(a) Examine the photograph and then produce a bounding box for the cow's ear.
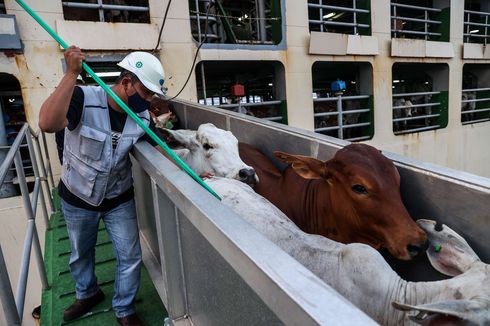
[274,151,326,179]
[416,219,480,276]
[159,129,197,149]
[392,297,490,326]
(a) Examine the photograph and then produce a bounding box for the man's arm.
[39,46,85,133]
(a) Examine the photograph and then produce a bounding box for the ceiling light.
[95,71,121,77]
[268,83,273,86]
[470,29,479,34]
[323,12,335,19]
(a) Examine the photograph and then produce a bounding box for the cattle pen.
[137,100,490,325]
[2,99,489,325]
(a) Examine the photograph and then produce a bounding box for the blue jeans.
[61,198,142,318]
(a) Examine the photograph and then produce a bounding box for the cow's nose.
[238,168,256,185]
[407,239,429,258]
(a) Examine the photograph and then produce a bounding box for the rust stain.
[13,54,34,127]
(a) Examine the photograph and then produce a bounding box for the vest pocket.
[65,157,97,198]
[79,125,106,160]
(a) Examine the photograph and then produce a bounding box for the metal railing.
[216,100,284,123]
[464,9,490,45]
[0,123,54,326]
[190,0,276,44]
[62,1,149,23]
[391,2,442,40]
[392,91,442,134]
[461,88,490,125]
[308,0,370,35]
[313,94,371,141]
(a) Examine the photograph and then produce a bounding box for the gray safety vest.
[61,86,150,206]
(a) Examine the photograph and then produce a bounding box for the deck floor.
[41,191,168,325]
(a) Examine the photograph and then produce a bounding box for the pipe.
[15,0,220,200]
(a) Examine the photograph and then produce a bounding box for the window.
[391,0,450,41]
[62,0,150,23]
[464,0,490,45]
[0,1,6,14]
[461,64,490,125]
[392,63,448,134]
[195,61,287,124]
[77,60,122,85]
[308,0,371,35]
[188,0,282,45]
[312,62,373,142]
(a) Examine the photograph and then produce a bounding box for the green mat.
[41,190,168,325]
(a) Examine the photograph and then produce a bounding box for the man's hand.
[64,46,86,77]
[199,172,214,180]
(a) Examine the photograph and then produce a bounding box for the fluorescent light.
[470,29,480,34]
[268,83,273,86]
[393,80,400,83]
[323,12,335,19]
[8,98,15,103]
[95,71,120,78]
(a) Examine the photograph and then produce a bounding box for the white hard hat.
[117,52,166,96]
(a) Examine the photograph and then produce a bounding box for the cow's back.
[238,143,311,230]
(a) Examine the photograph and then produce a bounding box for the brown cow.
[239,143,428,260]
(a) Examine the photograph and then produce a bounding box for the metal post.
[26,133,49,227]
[319,0,324,32]
[195,0,202,42]
[466,12,470,43]
[34,135,54,212]
[424,10,428,40]
[393,4,397,38]
[0,245,21,326]
[337,95,344,139]
[201,62,207,105]
[97,0,104,22]
[485,15,488,46]
[353,0,357,35]
[257,0,267,42]
[41,132,55,188]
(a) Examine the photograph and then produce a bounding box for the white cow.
[162,124,490,325]
[160,123,258,185]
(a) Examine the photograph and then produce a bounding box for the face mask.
[126,88,151,113]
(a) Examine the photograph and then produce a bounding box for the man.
[39,46,167,326]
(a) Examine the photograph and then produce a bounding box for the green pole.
[15,0,221,200]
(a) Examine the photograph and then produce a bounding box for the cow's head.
[393,219,490,325]
[160,123,258,185]
[274,144,428,260]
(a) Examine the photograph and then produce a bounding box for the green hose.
[15,0,221,200]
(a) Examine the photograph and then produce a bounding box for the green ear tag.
[434,244,442,253]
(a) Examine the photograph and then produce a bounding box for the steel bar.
[462,118,490,125]
[393,102,441,109]
[394,125,440,135]
[462,97,490,103]
[462,108,490,114]
[393,113,440,122]
[41,132,55,188]
[0,124,27,187]
[463,33,490,38]
[218,100,282,108]
[14,219,34,324]
[0,246,20,326]
[464,9,490,16]
[61,2,149,12]
[391,29,441,36]
[463,87,490,92]
[307,3,369,14]
[264,116,283,122]
[26,132,50,225]
[393,91,440,97]
[464,21,490,28]
[314,95,370,102]
[390,15,441,24]
[323,21,370,28]
[34,135,54,212]
[391,3,441,12]
[346,135,371,142]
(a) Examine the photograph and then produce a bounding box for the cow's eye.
[203,143,213,150]
[352,184,368,194]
